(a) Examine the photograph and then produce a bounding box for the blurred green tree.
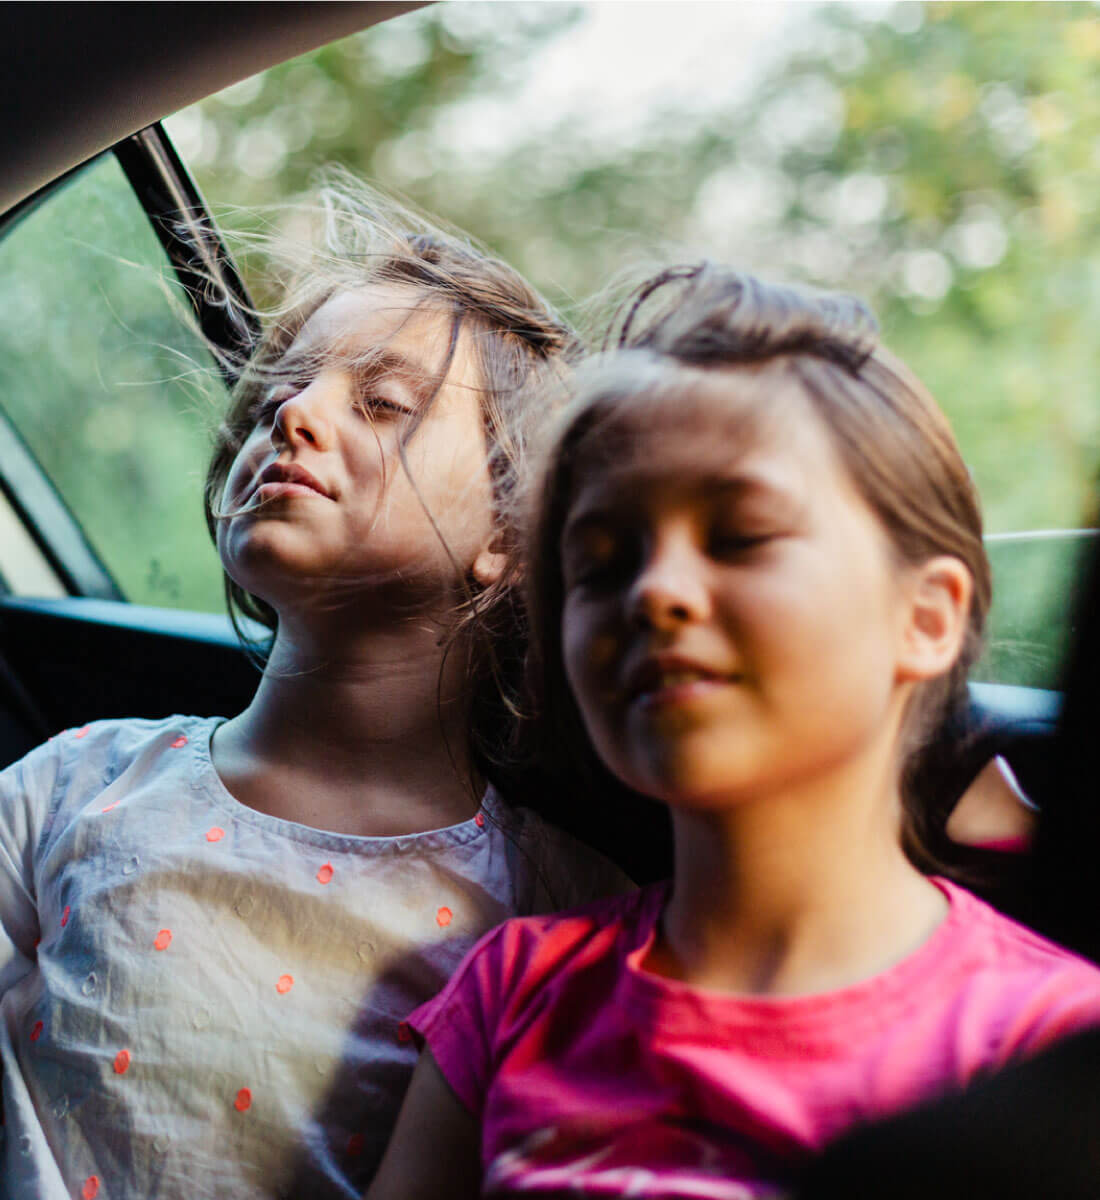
[5,1,1097,687]
[179,1,1100,683]
[182,3,1100,531]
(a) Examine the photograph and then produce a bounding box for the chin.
[620,734,766,811]
[623,756,735,809]
[649,779,744,812]
[222,540,331,605]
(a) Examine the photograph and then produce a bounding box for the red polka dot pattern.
[82,1176,100,1199]
[39,747,505,1176]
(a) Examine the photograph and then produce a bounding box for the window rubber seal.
[113,122,261,388]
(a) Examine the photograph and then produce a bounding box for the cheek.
[221,469,246,522]
[560,598,586,697]
[213,461,249,559]
[221,432,265,504]
[440,430,494,519]
[401,416,494,532]
[756,550,900,712]
[561,598,620,724]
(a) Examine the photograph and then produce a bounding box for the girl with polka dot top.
[0,180,628,1200]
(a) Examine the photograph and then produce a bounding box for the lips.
[622,654,737,704]
[254,461,331,499]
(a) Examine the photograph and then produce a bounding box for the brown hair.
[521,263,991,873]
[204,173,580,789]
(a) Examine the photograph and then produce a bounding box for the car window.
[158,3,1099,691]
[0,153,228,611]
[3,4,1094,691]
[979,532,1096,690]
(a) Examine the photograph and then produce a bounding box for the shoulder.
[941,879,1100,977]
[52,714,217,759]
[937,879,1100,1049]
[3,715,219,822]
[502,882,658,947]
[488,788,637,911]
[411,884,661,1121]
[447,883,661,1004]
[0,716,211,870]
[413,883,661,1051]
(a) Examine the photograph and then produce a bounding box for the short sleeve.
[1005,963,1100,1060]
[0,738,63,993]
[407,921,515,1120]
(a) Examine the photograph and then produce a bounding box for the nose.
[272,381,334,451]
[628,535,711,632]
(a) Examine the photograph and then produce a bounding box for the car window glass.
[979,534,1095,690]
[0,4,1079,686]
[161,4,1099,690]
[0,153,227,612]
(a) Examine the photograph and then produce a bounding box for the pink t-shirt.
[410,879,1100,1199]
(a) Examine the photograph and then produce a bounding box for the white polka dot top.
[0,716,631,1199]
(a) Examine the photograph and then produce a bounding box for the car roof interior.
[3,3,419,217]
[0,3,1097,924]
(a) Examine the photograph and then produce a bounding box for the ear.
[471,531,508,588]
[895,556,972,683]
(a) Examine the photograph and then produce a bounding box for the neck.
[212,602,481,836]
[656,735,947,996]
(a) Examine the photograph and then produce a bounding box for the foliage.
[0,156,227,610]
[178,1,1100,686]
[4,2,1098,688]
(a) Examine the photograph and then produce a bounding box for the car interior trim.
[114,124,261,386]
[2,3,421,219]
[0,405,122,601]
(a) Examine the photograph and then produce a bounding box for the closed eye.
[567,559,620,589]
[710,532,775,559]
[354,393,413,419]
[563,538,639,592]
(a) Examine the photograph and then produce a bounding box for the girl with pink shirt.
[366,265,1100,1200]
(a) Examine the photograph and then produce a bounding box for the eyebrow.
[273,346,440,406]
[563,473,797,539]
[353,348,438,390]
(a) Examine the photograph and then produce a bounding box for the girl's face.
[559,382,916,810]
[218,283,498,619]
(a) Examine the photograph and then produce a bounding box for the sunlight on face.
[218,283,496,620]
